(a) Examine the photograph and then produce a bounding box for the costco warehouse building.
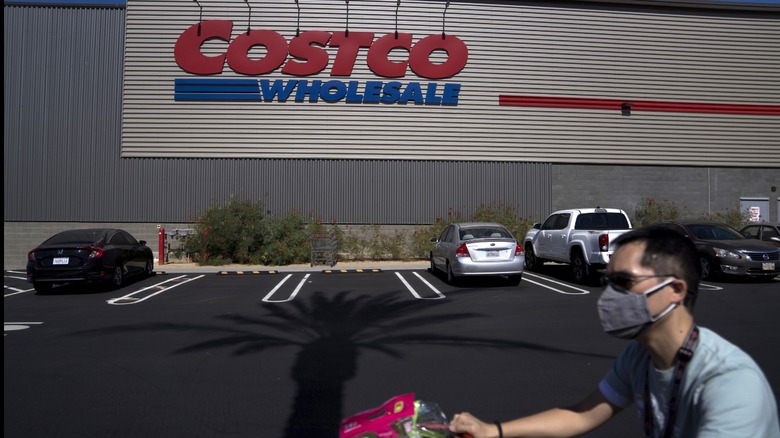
[3,0,779,268]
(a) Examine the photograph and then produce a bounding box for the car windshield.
[460,228,510,239]
[687,224,743,240]
[43,229,107,245]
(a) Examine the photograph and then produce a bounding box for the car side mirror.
[430,237,438,243]
[139,240,147,246]
[533,223,541,230]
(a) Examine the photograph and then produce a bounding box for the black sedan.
[656,220,780,280]
[740,222,780,248]
[27,228,154,293]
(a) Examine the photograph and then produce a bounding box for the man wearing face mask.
[450,225,779,438]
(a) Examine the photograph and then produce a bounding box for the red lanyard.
[643,326,700,438]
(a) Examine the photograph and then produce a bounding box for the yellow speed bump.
[217,270,281,275]
[322,269,382,274]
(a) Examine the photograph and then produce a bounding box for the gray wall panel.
[3,2,775,240]
[113,158,554,224]
[120,0,780,165]
[552,166,780,223]
[4,2,779,269]
[4,4,127,219]
[4,5,551,225]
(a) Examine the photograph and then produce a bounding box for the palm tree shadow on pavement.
[77,290,615,437]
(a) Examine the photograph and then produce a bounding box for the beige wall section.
[123,0,780,165]
[549,166,780,223]
[3,222,191,271]
[3,222,424,270]
[7,166,777,270]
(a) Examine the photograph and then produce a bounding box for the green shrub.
[181,198,547,265]
[333,225,411,261]
[632,197,751,230]
[338,225,368,261]
[409,226,439,259]
[409,208,466,259]
[409,204,533,259]
[375,226,412,260]
[632,197,686,228]
[472,201,535,241]
[184,196,267,265]
[700,206,752,230]
[383,229,411,260]
[262,211,311,265]
[365,225,386,260]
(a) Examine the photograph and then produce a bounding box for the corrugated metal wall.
[121,0,780,165]
[5,1,779,227]
[4,3,551,224]
[115,158,554,223]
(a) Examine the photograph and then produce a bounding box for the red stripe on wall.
[498,95,780,115]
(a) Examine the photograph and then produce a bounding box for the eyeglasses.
[600,272,676,291]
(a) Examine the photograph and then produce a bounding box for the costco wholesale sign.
[122,0,780,165]
[174,21,467,104]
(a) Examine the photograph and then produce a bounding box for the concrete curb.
[154,261,429,274]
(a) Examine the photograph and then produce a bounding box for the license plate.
[762,262,775,270]
[53,257,69,265]
[486,251,499,257]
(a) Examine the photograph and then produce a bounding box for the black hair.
[613,225,701,311]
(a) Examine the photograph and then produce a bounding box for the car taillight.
[515,243,524,256]
[85,247,105,259]
[27,250,37,262]
[599,234,609,251]
[455,244,470,257]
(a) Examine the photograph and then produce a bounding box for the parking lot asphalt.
[4,266,779,438]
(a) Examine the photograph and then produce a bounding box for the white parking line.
[263,273,310,302]
[4,321,43,335]
[524,273,726,294]
[523,272,591,295]
[700,283,724,291]
[4,285,35,296]
[107,274,205,305]
[396,272,445,300]
[4,271,35,296]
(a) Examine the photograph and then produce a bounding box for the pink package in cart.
[339,393,453,438]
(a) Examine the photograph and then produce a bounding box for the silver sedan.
[430,222,525,285]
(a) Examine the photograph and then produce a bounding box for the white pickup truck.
[523,208,633,283]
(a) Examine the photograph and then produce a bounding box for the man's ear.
[671,279,687,303]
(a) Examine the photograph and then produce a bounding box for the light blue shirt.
[599,327,780,437]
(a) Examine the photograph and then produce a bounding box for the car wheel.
[525,245,539,271]
[144,258,154,277]
[446,262,457,285]
[700,256,713,280]
[571,250,590,284]
[507,274,522,286]
[112,265,124,289]
[33,282,52,294]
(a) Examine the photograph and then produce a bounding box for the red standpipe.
[158,227,165,265]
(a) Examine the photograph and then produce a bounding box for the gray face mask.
[597,278,677,339]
